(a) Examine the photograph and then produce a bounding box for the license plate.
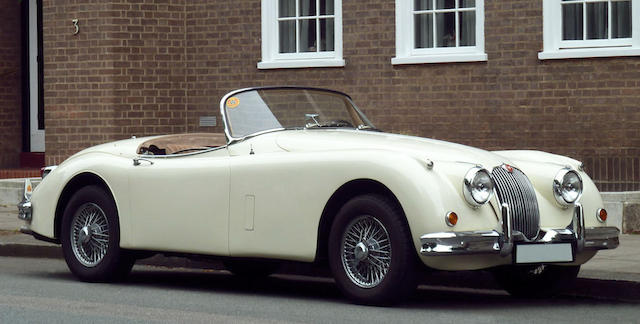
[515,243,574,264]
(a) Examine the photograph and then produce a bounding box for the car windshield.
[221,88,375,139]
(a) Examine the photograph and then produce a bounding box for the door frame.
[21,0,44,153]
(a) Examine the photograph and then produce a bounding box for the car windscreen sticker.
[226,97,240,108]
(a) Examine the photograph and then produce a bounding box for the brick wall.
[43,0,188,165]
[43,0,640,191]
[0,0,22,168]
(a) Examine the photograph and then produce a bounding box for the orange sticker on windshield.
[226,97,240,108]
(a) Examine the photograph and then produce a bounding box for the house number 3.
[72,19,79,35]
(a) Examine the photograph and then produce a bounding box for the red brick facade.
[35,0,640,191]
[0,0,23,168]
[42,0,189,165]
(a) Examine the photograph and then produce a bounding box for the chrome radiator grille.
[492,166,540,240]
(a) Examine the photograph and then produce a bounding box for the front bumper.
[420,203,619,258]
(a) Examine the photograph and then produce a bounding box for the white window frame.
[392,0,487,65]
[258,0,344,69]
[539,0,640,60]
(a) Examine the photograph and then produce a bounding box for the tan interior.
[137,133,227,155]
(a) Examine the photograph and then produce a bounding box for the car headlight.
[463,167,494,207]
[553,168,583,206]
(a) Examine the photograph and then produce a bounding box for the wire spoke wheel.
[341,215,392,288]
[70,202,109,267]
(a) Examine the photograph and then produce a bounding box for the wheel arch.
[315,178,407,263]
[54,172,116,240]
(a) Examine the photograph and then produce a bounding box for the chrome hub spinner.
[354,242,369,261]
[78,226,91,244]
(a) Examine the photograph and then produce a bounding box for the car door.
[127,148,230,255]
[226,137,331,262]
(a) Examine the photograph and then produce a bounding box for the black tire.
[61,185,134,282]
[224,259,281,278]
[493,264,580,298]
[328,194,418,305]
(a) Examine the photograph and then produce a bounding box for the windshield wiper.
[305,120,354,129]
[357,124,381,132]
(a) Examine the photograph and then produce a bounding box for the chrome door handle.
[133,158,154,166]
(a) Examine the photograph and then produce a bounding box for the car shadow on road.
[35,265,638,308]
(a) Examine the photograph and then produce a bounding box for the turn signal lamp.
[597,208,607,223]
[24,178,33,200]
[445,211,458,227]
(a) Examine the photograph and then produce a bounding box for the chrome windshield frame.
[219,86,375,145]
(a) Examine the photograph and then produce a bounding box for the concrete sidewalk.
[1,204,639,301]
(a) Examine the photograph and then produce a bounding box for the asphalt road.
[0,257,638,323]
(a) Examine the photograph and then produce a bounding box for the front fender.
[318,150,501,260]
[28,152,133,246]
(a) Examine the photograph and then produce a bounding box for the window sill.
[538,47,640,60]
[258,59,345,69]
[392,53,488,65]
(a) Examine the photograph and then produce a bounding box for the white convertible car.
[19,87,619,304]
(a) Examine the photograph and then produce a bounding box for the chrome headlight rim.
[463,167,495,208]
[553,168,583,207]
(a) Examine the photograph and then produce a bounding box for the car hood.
[275,129,509,168]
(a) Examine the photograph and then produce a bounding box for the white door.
[28,0,44,152]
[127,152,231,255]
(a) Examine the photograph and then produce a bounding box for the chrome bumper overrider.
[420,203,620,257]
[17,200,32,221]
[17,178,33,222]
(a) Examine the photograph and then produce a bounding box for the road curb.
[0,242,224,270]
[569,278,640,303]
[0,243,62,259]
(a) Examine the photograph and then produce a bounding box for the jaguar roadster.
[19,86,619,304]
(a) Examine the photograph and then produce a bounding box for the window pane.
[586,2,608,39]
[562,3,583,40]
[320,0,334,15]
[436,12,455,47]
[320,18,334,51]
[299,19,317,52]
[459,11,475,46]
[612,0,632,38]
[279,0,295,18]
[436,0,455,9]
[279,21,296,53]
[415,0,433,10]
[415,13,434,48]
[299,0,316,16]
[460,0,475,8]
